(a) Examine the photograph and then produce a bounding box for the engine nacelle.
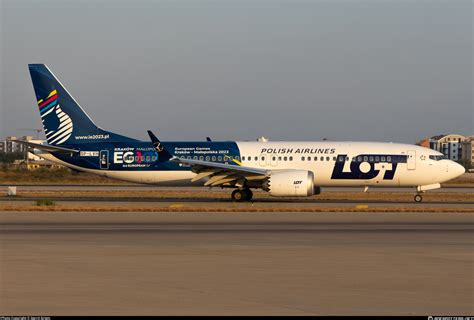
[262,170,319,197]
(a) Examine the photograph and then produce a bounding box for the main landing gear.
[231,188,253,202]
[414,194,423,203]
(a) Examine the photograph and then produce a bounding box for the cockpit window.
[429,155,447,161]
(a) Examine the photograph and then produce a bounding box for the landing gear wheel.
[231,189,253,202]
[232,189,244,201]
[414,194,423,203]
[242,189,253,201]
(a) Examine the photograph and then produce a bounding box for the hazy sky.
[0,0,472,143]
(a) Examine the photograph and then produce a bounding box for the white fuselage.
[237,141,458,187]
[36,141,465,190]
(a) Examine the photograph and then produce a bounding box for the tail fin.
[28,64,137,145]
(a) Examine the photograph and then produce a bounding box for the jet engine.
[262,170,320,197]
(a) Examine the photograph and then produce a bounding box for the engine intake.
[263,170,319,197]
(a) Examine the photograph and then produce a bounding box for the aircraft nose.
[450,162,465,178]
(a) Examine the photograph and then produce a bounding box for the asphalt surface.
[1,198,473,210]
[1,211,473,315]
[1,185,473,210]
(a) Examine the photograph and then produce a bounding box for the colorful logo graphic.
[37,89,73,145]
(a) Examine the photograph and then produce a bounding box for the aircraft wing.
[147,129,268,186]
[12,140,79,154]
[170,156,268,186]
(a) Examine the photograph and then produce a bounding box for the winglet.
[147,130,172,162]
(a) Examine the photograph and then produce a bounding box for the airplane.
[17,64,466,203]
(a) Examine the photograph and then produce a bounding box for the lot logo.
[331,154,405,180]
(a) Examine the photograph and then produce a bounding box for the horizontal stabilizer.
[12,140,79,154]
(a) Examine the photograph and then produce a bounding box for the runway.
[2,184,474,193]
[1,211,473,315]
[1,185,473,213]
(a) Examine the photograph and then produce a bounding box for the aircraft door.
[407,150,416,170]
[100,150,109,169]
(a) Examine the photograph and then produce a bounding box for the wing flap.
[172,156,269,186]
[171,157,267,176]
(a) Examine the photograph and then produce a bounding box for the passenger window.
[218,156,222,161]
[152,156,156,161]
[284,156,288,161]
[272,156,276,161]
[135,156,139,161]
[307,157,311,161]
[314,156,318,161]
[387,156,392,162]
[326,157,330,161]
[261,156,265,161]
[333,157,336,161]
[363,156,368,162]
[278,156,282,161]
[352,157,356,162]
[320,156,324,161]
[381,156,386,162]
[199,156,204,161]
[193,156,198,160]
[248,156,251,161]
[254,156,258,161]
[212,156,216,161]
[375,156,380,162]
[357,156,362,162]
[346,156,350,161]
[235,156,240,161]
[338,156,344,162]
[301,157,305,161]
[289,156,293,161]
[369,156,374,162]
[146,156,150,161]
[205,156,210,161]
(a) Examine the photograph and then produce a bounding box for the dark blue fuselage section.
[54,141,241,171]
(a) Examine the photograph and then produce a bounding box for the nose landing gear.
[231,188,253,202]
[414,194,423,203]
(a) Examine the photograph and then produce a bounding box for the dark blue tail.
[28,64,137,146]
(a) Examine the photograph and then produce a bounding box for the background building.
[416,138,430,148]
[1,136,44,162]
[12,159,64,170]
[417,134,473,168]
[461,136,474,167]
[429,134,466,161]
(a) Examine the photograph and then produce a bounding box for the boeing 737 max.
[18,64,465,202]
